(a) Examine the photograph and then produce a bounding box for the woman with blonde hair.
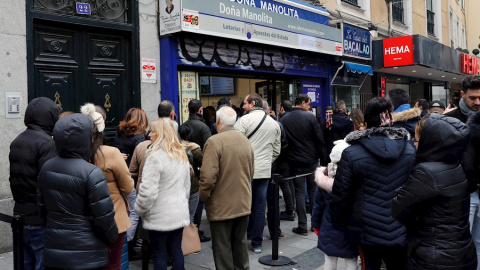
[80,103,134,270]
[135,118,190,270]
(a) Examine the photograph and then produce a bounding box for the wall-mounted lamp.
[368,23,378,39]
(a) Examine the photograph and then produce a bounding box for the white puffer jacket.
[135,148,190,231]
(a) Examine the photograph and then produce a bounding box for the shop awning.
[345,62,373,75]
[331,62,373,87]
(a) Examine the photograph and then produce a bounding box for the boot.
[128,240,142,261]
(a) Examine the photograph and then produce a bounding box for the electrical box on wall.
[5,92,21,119]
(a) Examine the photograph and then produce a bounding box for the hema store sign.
[160,0,342,56]
[383,36,414,67]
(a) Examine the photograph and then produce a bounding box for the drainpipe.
[388,1,393,37]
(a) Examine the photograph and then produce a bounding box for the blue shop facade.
[157,0,371,121]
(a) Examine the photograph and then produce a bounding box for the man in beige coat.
[235,93,281,253]
[200,106,254,270]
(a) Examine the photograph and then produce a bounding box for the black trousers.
[359,245,407,270]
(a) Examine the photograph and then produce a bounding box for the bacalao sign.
[383,36,414,68]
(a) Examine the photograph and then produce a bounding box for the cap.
[429,100,445,110]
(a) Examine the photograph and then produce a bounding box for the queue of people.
[8,74,480,270]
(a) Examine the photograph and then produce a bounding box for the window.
[462,26,465,48]
[341,0,359,7]
[449,9,454,47]
[427,0,435,36]
[462,0,465,10]
[393,0,404,24]
[457,18,460,48]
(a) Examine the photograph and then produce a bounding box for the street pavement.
[0,198,356,270]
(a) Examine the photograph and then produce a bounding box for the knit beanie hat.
[80,103,105,133]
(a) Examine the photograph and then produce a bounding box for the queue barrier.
[0,213,24,270]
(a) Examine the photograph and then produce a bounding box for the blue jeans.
[23,226,45,270]
[470,191,480,270]
[247,178,269,248]
[149,228,184,270]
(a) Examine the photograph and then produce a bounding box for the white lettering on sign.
[220,3,273,24]
[228,0,299,18]
[384,45,411,55]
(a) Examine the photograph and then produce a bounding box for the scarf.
[459,98,478,118]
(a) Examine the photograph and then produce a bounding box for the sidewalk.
[0,199,355,270]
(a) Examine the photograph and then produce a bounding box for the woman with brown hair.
[81,103,134,270]
[350,108,366,131]
[114,107,149,258]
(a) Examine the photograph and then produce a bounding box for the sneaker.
[279,211,295,221]
[292,227,308,236]
[251,245,262,254]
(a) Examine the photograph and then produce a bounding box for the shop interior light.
[397,78,401,80]
[453,78,457,80]
[412,70,416,72]
[441,76,446,78]
[428,73,432,75]
[393,67,398,69]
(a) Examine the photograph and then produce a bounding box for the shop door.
[32,22,131,142]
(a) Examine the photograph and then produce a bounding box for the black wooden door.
[33,22,131,142]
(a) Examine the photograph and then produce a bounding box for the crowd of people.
[7,74,480,270]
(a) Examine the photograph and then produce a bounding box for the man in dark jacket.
[393,114,476,270]
[184,99,212,150]
[38,113,118,270]
[186,99,213,242]
[9,97,61,270]
[447,75,480,269]
[445,75,480,123]
[329,97,416,269]
[280,94,325,235]
[389,88,422,138]
[323,100,354,158]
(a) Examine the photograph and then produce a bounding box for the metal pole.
[259,174,291,266]
[11,215,24,270]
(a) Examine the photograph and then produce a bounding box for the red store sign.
[461,54,480,75]
[383,36,414,68]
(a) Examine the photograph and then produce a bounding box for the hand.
[122,153,128,160]
[269,111,276,116]
[313,227,319,236]
[443,104,457,114]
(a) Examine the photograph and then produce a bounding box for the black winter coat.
[329,127,415,247]
[39,114,118,270]
[280,107,325,167]
[444,106,469,123]
[114,133,146,167]
[9,97,61,226]
[462,112,480,192]
[184,114,212,150]
[393,114,476,270]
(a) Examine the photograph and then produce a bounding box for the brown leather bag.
[182,224,201,255]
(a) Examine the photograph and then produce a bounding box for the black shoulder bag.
[247,113,268,139]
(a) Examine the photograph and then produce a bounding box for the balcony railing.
[341,0,359,7]
[427,10,435,36]
[393,2,404,24]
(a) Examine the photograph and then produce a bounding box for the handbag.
[182,224,202,255]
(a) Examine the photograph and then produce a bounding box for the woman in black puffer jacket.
[393,113,477,270]
[38,114,118,270]
[330,97,416,269]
